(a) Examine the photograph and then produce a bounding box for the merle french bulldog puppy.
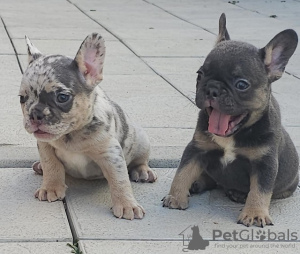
[19,33,157,220]
[163,13,299,227]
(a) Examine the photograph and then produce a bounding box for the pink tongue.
[208,109,231,136]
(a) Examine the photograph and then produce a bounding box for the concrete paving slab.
[222,0,300,21]
[100,75,198,128]
[0,0,77,12]
[87,10,215,41]
[16,38,154,75]
[0,144,185,169]
[0,56,34,148]
[18,53,153,76]
[0,55,20,77]
[146,127,194,147]
[79,240,300,254]
[146,127,193,168]
[0,75,35,149]
[0,27,14,55]
[0,168,72,242]
[1,10,94,28]
[72,0,203,33]
[14,38,137,57]
[286,53,300,78]
[72,0,216,56]
[142,57,204,75]
[286,127,300,156]
[0,1,298,253]
[142,57,203,100]
[145,0,300,46]
[0,144,183,171]
[157,74,200,101]
[0,128,190,169]
[14,39,91,58]
[0,113,36,147]
[272,74,300,127]
[100,74,192,99]
[66,168,300,241]
[7,26,117,41]
[125,38,214,57]
[149,146,183,168]
[113,26,214,41]
[222,20,299,44]
[0,146,38,168]
[0,242,72,254]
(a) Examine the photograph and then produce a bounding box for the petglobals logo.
[179,226,299,252]
[212,229,298,241]
[179,225,209,251]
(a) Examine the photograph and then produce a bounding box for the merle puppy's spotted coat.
[19,33,157,220]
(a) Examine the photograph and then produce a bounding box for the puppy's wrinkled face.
[19,33,106,142]
[195,41,269,137]
[20,56,92,141]
[195,14,297,137]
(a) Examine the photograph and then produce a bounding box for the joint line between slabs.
[66,0,195,105]
[142,0,216,35]
[0,17,23,74]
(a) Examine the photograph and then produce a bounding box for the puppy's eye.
[57,93,70,103]
[235,80,250,91]
[19,95,28,104]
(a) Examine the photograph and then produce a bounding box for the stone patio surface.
[0,0,299,253]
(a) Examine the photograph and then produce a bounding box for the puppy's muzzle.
[203,83,248,137]
[205,85,221,100]
[30,107,45,123]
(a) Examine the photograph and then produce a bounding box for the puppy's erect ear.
[216,13,230,45]
[74,33,105,88]
[261,29,298,82]
[25,36,43,65]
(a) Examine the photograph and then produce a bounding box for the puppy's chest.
[51,136,106,180]
[212,136,237,166]
[55,148,104,180]
[207,135,270,171]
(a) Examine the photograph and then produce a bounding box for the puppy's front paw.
[162,194,189,210]
[112,200,145,220]
[35,184,67,202]
[238,207,273,227]
[130,165,157,183]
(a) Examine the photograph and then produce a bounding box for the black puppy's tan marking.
[163,14,299,227]
[238,175,273,227]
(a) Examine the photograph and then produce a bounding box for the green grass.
[67,242,83,254]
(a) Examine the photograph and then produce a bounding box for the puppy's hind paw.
[32,161,43,175]
[129,165,157,183]
[162,194,189,210]
[225,189,247,203]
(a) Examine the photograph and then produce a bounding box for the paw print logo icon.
[256,230,267,241]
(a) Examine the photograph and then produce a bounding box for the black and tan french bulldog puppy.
[19,33,157,220]
[163,13,299,227]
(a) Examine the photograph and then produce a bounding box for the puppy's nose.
[206,86,220,99]
[30,108,44,123]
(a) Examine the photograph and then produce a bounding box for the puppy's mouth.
[33,129,56,140]
[206,107,248,137]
